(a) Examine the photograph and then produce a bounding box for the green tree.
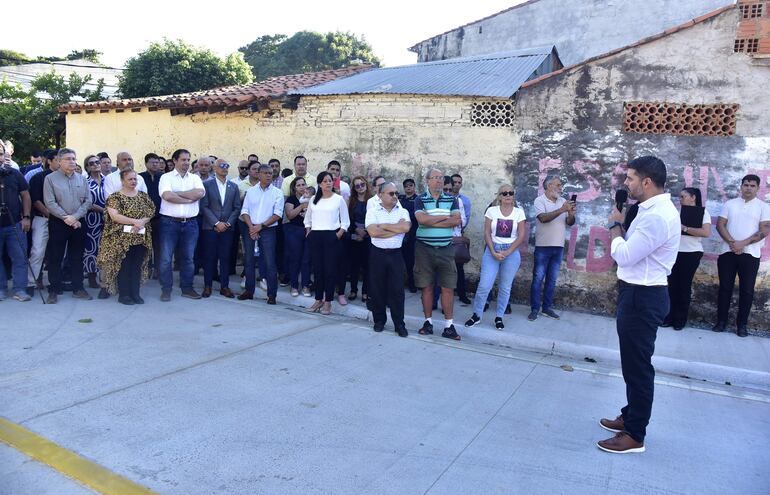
[66,49,103,63]
[118,39,254,98]
[0,72,105,158]
[239,31,380,81]
[0,49,33,65]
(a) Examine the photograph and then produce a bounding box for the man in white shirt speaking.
[365,181,411,337]
[598,156,680,454]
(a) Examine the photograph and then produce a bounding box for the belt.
[417,240,451,249]
[372,245,402,252]
[161,214,195,223]
[618,280,666,289]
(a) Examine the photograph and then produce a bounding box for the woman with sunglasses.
[83,155,106,291]
[284,177,312,297]
[346,176,372,302]
[465,185,526,330]
[304,171,350,315]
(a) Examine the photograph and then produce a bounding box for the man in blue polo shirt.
[414,168,462,340]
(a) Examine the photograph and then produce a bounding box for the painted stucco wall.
[65,95,519,279]
[512,9,770,329]
[411,0,731,66]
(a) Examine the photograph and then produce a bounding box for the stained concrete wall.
[411,0,732,66]
[512,8,770,329]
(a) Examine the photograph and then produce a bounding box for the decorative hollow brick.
[623,102,739,137]
[470,100,515,128]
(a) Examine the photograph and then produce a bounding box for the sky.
[6,0,524,69]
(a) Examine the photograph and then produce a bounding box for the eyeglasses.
[386,191,398,197]
[443,188,453,192]
[218,163,230,169]
[354,183,367,189]
[87,161,99,166]
[499,191,514,197]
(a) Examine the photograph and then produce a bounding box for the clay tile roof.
[59,64,375,112]
[520,4,735,90]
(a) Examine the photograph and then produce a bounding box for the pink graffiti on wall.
[538,158,770,272]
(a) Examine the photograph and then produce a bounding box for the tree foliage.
[0,48,103,65]
[0,72,105,158]
[118,39,254,98]
[239,31,380,81]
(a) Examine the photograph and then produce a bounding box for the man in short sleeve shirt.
[713,174,770,336]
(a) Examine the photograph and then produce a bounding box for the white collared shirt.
[159,169,205,218]
[719,197,770,258]
[241,183,284,227]
[103,169,147,198]
[304,194,350,231]
[611,193,680,286]
[214,176,228,206]
[365,202,411,249]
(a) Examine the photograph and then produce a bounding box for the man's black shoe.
[373,322,385,332]
[441,325,461,341]
[711,322,726,333]
[98,288,110,299]
[132,296,145,305]
[267,296,277,305]
[459,296,472,305]
[464,313,481,327]
[737,325,748,338]
[395,327,408,338]
[118,296,135,305]
[660,318,672,328]
[418,320,434,335]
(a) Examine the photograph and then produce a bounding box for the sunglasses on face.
[238,166,247,170]
[354,183,366,189]
[87,161,99,166]
[499,191,514,197]
[218,163,230,169]
[385,191,398,197]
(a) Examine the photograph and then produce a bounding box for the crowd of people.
[1,140,768,342]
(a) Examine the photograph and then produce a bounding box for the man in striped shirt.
[414,168,462,340]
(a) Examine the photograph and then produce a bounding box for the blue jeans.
[472,244,521,318]
[0,223,28,295]
[243,226,278,297]
[159,217,199,292]
[284,224,311,290]
[530,246,564,312]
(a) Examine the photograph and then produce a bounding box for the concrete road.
[1,289,768,494]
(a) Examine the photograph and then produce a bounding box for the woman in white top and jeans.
[465,184,526,330]
[662,187,711,330]
[304,171,350,315]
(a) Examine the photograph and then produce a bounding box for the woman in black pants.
[662,187,711,330]
[304,172,350,315]
[347,175,372,302]
[97,170,156,305]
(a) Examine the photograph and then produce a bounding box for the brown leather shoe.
[202,287,212,298]
[220,287,234,298]
[267,296,276,305]
[597,431,645,454]
[599,415,625,433]
[181,289,202,299]
[46,292,58,304]
[72,289,93,300]
[237,291,253,300]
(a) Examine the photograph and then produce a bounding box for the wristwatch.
[22,215,30,219]
[683,226,689,233]
[608,222,622,230]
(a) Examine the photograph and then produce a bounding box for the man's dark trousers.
[47,217,86,293]
[717,252,760,327]
[203,229,235,289]
[369,246,406,329]
[616,282,668,443]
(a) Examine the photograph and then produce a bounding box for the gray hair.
[57,148,76,159]
[542,174,561,189]
[378,181,396,194]
[257,164,272,173]
[425,168,443,181]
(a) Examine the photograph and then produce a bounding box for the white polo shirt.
[103,169,147,198]
[719,197,770,258]
[159,169,205,218]
[365,202,411,249]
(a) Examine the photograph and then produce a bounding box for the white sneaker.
[290,288,299,297]
[302,287,312,297]
[259,279,268,291]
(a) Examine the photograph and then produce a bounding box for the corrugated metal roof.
[290,46,557,98]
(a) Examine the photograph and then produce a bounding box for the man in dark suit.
[199,158,242,298]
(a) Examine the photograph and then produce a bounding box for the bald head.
[116,152,134,171]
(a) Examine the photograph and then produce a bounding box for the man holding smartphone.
[528,175,576,321]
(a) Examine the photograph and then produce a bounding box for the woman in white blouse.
[465,185,526,330]
[304,171,350,315]
[662,187,711,330]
